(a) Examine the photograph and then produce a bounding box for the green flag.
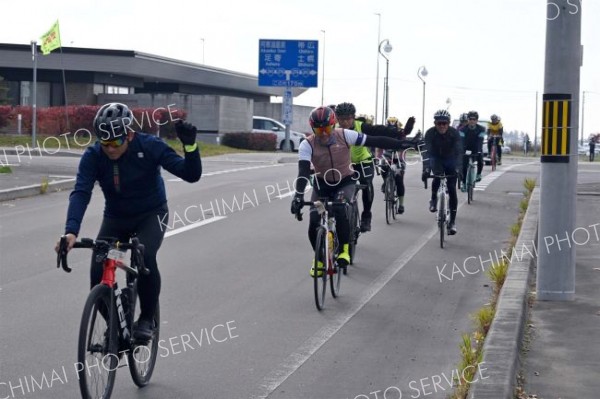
[40,20,61,55]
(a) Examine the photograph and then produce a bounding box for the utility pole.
[537,0,582,301]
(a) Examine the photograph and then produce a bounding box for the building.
[0,43,314,134]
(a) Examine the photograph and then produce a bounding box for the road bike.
[489,136,500,171]
[295,200,348,311]
[57,236,160,399]
[378,152,405,224]
[464,150,479,204]
[348,182,367,271]
[425,173,453,248]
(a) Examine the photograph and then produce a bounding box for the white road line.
[167,164,284,181]
[163,216,226,237]
[249,224,439,399]
[474,162,535,191]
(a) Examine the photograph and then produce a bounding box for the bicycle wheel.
[391,177,397,221]
[385,175,394,224]
[348,201,359,268]
[78,284,118,399]
[330,236,342,298]
[467,166,474,204]
[313,227,328,311]
[438,193,446,248]
[128,289,160,387]
[491,147,497,171]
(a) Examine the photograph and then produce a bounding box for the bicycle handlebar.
[294,200,349,221]
[422,173,458,189]
[57,236,148,275]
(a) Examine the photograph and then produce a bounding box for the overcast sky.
[3,0,599,137]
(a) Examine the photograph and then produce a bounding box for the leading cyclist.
[421,109,462,235]
[291,106,417,275]
[55,102,202,341]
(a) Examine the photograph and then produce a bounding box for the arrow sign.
[258,39,319,87]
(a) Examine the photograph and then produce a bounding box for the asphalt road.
[0,154,539,399]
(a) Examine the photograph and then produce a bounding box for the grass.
[0,134,259,157]
[0,165,12,173]
[40,176,49,194]
[449,177,537,399]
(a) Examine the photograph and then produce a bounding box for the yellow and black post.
[541,93,571,163]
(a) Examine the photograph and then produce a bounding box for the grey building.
[0,43,314,134]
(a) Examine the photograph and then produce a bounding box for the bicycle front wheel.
[128,294,160,387]
[385,176,394,224]
[348,201,359,269]
[313,227,328,311]
[491,148,497,171]
[467,167,474,204]
[78,284,118,399]
[438,194,446,248]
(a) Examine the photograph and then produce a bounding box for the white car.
[252,116,306,151]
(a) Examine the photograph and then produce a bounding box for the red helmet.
[309,106,336,129]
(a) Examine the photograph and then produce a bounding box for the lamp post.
[581,90,586,145]
[374,13,381,124]
[321,29,326,105]
[378,39,392,124]
[417,66,428,134]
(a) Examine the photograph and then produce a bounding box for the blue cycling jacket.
[65,132,201,235]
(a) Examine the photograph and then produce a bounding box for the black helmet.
[467,110,479,120]
[309,106,336,129]
[93,103,134,141]
[459,113,468,122]
[433,109,451,122]
[335,102,356,117]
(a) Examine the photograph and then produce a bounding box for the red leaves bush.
[221,133,277,151]
[0,105,187,138]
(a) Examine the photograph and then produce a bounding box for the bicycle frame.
[465,151,479,204]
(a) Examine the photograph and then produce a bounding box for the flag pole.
[31,40,37,148]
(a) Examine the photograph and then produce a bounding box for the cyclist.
[459,110,485,190]
[487,114,504,165]
[457,113,469,131]
[55,102,202,341]
[378,115,417,214]
[421,109,462,235]
[334,102,409,232]
[291,106,417,275]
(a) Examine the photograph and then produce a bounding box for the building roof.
[0,43,308,98]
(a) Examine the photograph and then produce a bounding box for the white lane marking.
[249,224,439,399]
[163,216,226,237]
[167,164,285,181]
[474,162,535,191]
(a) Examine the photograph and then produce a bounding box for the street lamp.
[417,65,428,134]
[374,13,381,124]
[378,39,392,124]
[321,29,326,105]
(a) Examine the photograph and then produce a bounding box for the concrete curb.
[469,188,539,399]
[0,178,75,202]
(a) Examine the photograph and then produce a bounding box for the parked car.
[252,116,306,151]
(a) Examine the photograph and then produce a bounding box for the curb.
[469,188,539,399]
[0,147,84,158]
[0,178,75,202]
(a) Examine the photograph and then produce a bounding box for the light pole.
[378,39,392,124]
[374,13,381,124]
[200,38,205,64]
[321,29,325,105]
[417,66,428,134]
[581,90,586,145]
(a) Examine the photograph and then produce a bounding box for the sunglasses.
[435,121,449,126]
[313,125,333,135]
[468,118,477,121]
[100,136,127,147]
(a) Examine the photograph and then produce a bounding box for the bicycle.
[295,200,348,311]
[378,152,405,224]
[489,136,500,171]
[464,150,479,204]
[57,236,160,399]
[424,173,453,248]
[348,182,367,271]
